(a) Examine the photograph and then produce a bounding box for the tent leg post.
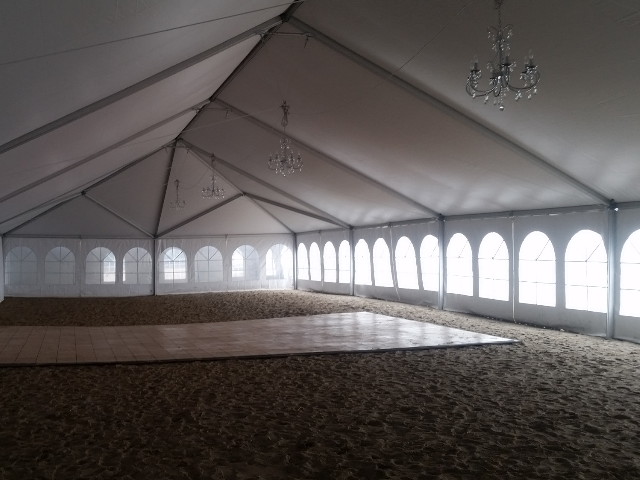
[349,228,355,296]
[607,207,618,339]
[438,219,445,310]
[293,233,298,291]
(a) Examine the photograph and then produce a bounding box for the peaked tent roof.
[1,0,638,239]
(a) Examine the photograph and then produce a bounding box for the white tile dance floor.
[0,312,516,366]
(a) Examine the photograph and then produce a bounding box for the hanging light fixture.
[202,157,225,200]
[170,179,186,210]
[267,101,303,176]
[466,0,540,110]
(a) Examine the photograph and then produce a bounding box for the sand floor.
[1,290,640,479]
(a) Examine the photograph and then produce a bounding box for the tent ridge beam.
[0,16,282,156]
[185,147,294,234]
[215,99,441,218]
[156,193,244,238]
[83,193,154,238]
[0,106,197,207]
[245,193,345,228]
[287,17,612,207]
[178,139,351,229]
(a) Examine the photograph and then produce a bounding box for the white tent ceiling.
[0,0,637,238]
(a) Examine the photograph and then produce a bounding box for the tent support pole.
[153,238,158,296]
[438,219,445,310]
[293,233,298,290]
[607,207,618,339]
[287,17,612,207]
[216,99,440,218]
[83,193,154,238]
[349,228,355,296]
[179,140,350,228]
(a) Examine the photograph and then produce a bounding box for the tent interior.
[2,0,640,343]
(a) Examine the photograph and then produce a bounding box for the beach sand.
[1,290,639,479]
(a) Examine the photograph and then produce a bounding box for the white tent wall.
[3,237,154,297]
[155,234,294,295]
[614,206,640,343]
[0,240,3,303]
[296,230,351,295]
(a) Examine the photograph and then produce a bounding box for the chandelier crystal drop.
[267,101,303,176]
[202,157,225,200]
[170,179,186,210]
[466,0,540,110]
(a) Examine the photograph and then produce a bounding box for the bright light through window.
[420,235,439,292]
[478,232,509,301]
[161,247,187,283]
[373,238,394,287]
[395,236,418,289]
[338,240,350,284]
[565,230,607,313]
[297,244,309,281]
[5,246,37,285]
[323,242,337,283]
[620,230,640,317]
[123,247,152,285]
[195,246,223,283]
[447,233,472,296]
[519,231,555,307]
[86,247,116,284]
[232,245,259,281]
[309,243,322,281]
[267,244,293,280]
[45,247,75,285]
[354,239,372,286]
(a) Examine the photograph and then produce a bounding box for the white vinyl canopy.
[0,0,637,237]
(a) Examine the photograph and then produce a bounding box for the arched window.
[45,247,75,285]
[621,230,640,317]
[478,232,509,301]
[123,247,152,285]
[447,233,472,296]
[160,247,187,283]
[232,245,259,281]
[195,246,223,283]
[309,242,322,281]
[395,237,418,289]
[266,244,293,280]
[297,243,309,280]
[565,230,607,313]
[420,235,439,292]
[354,239,372,286]
[373,238,393,287]
[5,246,37,285]
[86,247,116,284]
[519,231,555,307]
[338,240,351,284]
[323,242,337,283]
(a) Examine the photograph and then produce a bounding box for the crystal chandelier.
[170,179,186,210]
[267,101,303,176]
[202,157,225,200]
[466,0,540,110]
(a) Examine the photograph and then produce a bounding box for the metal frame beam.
[215,99,441,218]
[0,17,282,157]
[83,193,154,238]
[0,106,198,206]
[156,193,243,238]
[244,193,345,228]
[607,208,617,339]
[178,140,351,229]
[185,147,294,234]
[155,143,177,236]
[287,17,612,207]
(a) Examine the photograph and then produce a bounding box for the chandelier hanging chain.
[202,156,225,200]
[267,101,303,177]
[466,0,540,110]
[170,179,186,210]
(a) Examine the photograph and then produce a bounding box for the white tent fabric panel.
[156,234,293,295]
[0,113,194,229]
[0,0,290,144]
[0,195,80,236]
[616,207,640,343]
[2,237,153,297]
[253,200,338,232]
[217,24,596,215]
[295,1,640,202]
[0,37,258,202]
[161,196,290,238]
[0,241,3,303]
[10,196,147,238]
[156,148,242,234]
[297,230,351,295]
[183,108,428,226]
[89,148,173,235]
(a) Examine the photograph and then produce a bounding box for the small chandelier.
[466,0,540,110]
[170,179,186,210]
[267,101,303,176]
[202,157,225,200]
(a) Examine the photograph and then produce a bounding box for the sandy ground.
[1,290,640,479]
